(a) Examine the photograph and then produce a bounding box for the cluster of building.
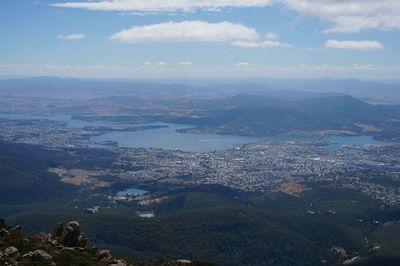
[1,117,400,206]
[112,143,400,205]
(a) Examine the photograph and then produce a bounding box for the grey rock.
[98,249,113,266]
[4,246,19,258]
[61,247,76,252]
[32,249,53,262]
[109,259,128,266]
[22,251,33,259]
[99,257,111,266]
[98,249,112,260]
[52,221,87,247]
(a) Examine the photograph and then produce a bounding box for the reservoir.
[117,188,149,197]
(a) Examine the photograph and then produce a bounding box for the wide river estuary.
[0,113,392,152]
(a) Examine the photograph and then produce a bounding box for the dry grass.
[49,168,111,188]
[278,183,310,197]
[355,123,383,133]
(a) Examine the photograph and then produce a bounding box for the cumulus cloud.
[156,61,167,65]
[111,21,291,48]
[111,21,259,43]
[57,33,86,40]
[283,0,400,33]
[51,0,273,12]
[52,1,400,33]
[324,40,383,50]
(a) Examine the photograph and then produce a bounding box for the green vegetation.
[182,95,400,137]
[6,187,400,266]
[371,224,400,256]
[1,142,400,265]
[0,142,74,204]
[0,219,214,266]
[0,227,98,265]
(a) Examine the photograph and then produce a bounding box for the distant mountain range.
[178,94,400,137]
[0,77,399,140]
[0,77,399,104]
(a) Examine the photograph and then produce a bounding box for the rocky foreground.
[0,218,213,266]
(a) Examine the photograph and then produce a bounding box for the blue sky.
[0,0,399,79]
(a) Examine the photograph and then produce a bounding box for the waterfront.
[0,113,392,152]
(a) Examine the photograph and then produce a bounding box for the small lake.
[0,113,393,152]
[117,188,149,197]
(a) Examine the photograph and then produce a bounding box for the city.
[1,116,399,206]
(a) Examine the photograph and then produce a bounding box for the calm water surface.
[117,188,149,197]
[0,113,392,152]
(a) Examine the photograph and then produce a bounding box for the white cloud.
[180,61,193,65]
[283,0,400,33]
[265,32,278,41]
[232,40,291,48]
[57,33,86,40]
[352,64,375,69]
[324,40,383,50]
[111,21,291,48]
[52,0,273,12]
[52,0,400,33]
[156,61,167,65]
[232,32,290,48]
[235,62,252,67]
[111,21,259,43]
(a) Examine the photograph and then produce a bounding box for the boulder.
[32,232,51,244]
[176,259,192,264]
[98,249,112,260]
[5,246,19,258]
[32,249,53,262]
[52,221,87,247]
[99,257,111,266]
[22,251,33,259]
[109,259,128,266]
[98,249,112,266]
[61,247,76,252]
[52,223,63,239]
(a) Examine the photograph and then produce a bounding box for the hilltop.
[0,218,213,266]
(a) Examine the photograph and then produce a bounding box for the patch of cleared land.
[49,168,111,188]
[355,123,383,133]
[277,183,310,196]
